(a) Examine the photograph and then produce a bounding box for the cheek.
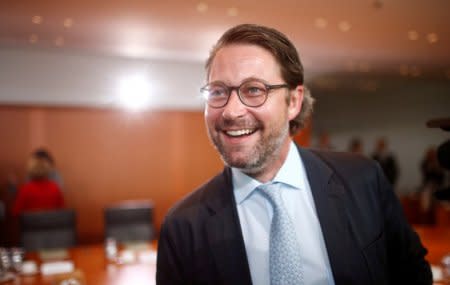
[258,101,287,123]
[204,107,220,126]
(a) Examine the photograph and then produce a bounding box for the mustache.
[216,117,262,130]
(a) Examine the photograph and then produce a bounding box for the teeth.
[226,129,254,137]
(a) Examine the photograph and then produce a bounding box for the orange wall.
[0,106,310,244]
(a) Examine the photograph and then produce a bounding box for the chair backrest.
[20,209,77,251]
[0,201,4,221]
[104,201,155,243]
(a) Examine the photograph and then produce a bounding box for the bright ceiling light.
[408,30,419,41]
[314,17,328,29]
[118,74,151,111]
[32,15,42,24]
[196,2,208,13]
[338,21,351,32]
[426,33,438,44]
[63,18,74,28]
[227,7,238,17]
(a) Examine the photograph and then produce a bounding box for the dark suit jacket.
[157,147,432,285]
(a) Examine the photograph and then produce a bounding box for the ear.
[287,85,303,121]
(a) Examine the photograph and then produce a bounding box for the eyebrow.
[208,77,269,86]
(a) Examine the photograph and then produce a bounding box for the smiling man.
[156,24,431,285]
[204,43,302,183]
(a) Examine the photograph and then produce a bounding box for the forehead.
[208,44,282,84]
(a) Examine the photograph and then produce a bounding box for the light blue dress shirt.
[232,142,335,285]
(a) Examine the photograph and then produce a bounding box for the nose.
[222,90,247,119]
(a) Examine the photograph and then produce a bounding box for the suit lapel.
[299,148,356,284]
[201,149,360,284]
[204,168,253,285]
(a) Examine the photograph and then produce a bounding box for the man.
[156,24,431,285]
[371,138,399,187]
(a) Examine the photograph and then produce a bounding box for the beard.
[207,116,290,176]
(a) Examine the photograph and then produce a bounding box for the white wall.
[0,48,206,109]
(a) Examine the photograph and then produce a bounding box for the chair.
[20,209,77,252]
[0,201,5,221]
[104,201,155,243]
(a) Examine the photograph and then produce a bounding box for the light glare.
[118,75,151,110]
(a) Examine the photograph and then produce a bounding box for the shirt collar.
[232,141,305,204]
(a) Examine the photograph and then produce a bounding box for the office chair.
[104,201,155,243]
[0,201,4,221]
[20,209,77,252]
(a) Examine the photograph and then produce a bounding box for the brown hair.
[205,24,314,135]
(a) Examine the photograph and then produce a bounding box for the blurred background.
[0,0,449,244]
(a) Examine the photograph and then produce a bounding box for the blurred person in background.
[371,138,399,187]
[12,150,64,216]
[348,137,363,155]
[316,131,335,151]
[7,148,64,195]
[421,146,445,191]
[29,148,64,190]
[418,146,445,223]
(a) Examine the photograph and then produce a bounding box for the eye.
[208,85,227,98]
[241,82,266,97]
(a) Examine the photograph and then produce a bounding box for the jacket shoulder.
[308,149,381,182]
[163,168,231,223]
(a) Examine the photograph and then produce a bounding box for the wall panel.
[0,106,310,244]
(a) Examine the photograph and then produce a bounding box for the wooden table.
[414,225,450,284]
[5,243,157,285]
[414,225,450,265]
[3,226,449,284]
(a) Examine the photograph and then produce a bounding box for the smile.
[225,129,256,137]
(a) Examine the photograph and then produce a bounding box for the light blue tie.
[258,182,303,285]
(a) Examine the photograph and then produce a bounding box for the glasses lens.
[239,81,268,107]
[202,84,228,107]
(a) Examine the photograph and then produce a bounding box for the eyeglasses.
[200,79,290,108]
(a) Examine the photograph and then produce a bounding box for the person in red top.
[12,152,64,216]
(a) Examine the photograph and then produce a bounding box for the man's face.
[204,44,302,180]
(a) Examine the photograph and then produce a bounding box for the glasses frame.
[200,80,290,108]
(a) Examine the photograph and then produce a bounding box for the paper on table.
[118,250,136,264]
[432,265,443,282]
[41,260,74,275]
[21,260,39,275]
[138,249,157,264]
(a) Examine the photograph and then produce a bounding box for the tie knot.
[257,182,283,210]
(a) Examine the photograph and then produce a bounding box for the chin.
[222,152,262,171]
